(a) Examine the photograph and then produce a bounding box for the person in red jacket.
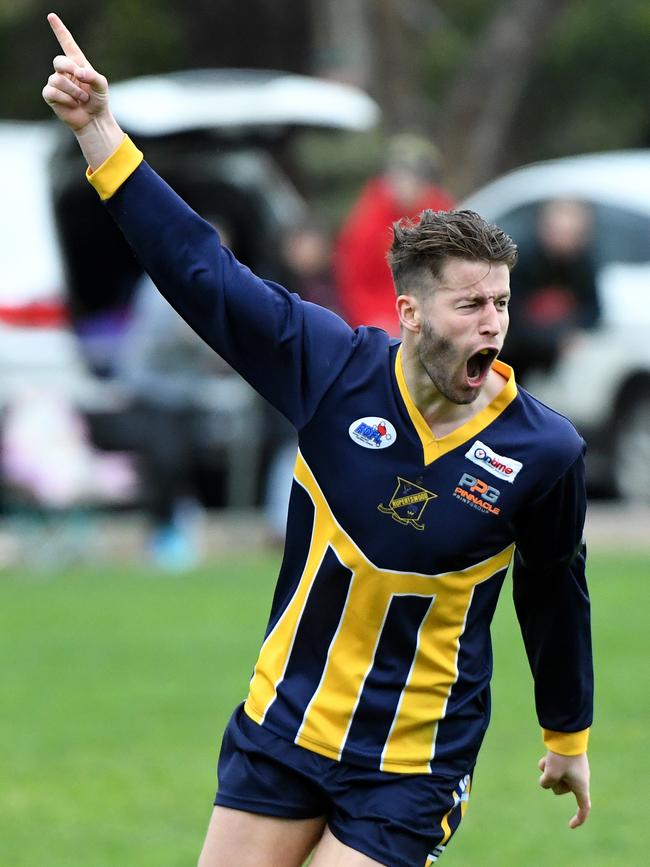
[335,134,455,335]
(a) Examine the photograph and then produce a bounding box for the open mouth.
[466,348,498,387]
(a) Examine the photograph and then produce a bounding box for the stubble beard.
[417,320,478,406]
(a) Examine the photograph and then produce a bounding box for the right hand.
[538,750,591,829]
[42,12,109,132]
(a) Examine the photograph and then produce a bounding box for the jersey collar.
[394,346,518,465]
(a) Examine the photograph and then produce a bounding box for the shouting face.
[411,258,510,405]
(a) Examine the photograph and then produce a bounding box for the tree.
[2,0,648,194]
[438,0,575,195]
[310,0,579,193]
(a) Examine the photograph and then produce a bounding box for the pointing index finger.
[47,12,88,65]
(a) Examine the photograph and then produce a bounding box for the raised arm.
[42,12,123,168]
[42,13,360,428]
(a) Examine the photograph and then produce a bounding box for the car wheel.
[613,389,650,502]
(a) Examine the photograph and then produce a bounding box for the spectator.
[334,133,455,335]
[280,222,340,312]
[503,199,600,383]
[116,258,258,571]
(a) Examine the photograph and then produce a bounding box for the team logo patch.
[378,477,437,530]
[465,439,522,483]
[454,473,501,516]
[349,417,396,449]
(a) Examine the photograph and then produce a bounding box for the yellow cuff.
[543,727,590,756]
[86,135,144,201]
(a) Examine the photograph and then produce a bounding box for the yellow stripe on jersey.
[379,554,512,771]
[243,454,328,720]
[395,348,518,466]
[245,451,514,773]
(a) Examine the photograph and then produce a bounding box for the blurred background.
[0,1,648,865]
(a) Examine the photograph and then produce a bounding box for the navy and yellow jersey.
[89,138,593,775]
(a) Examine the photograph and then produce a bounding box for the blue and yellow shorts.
[214,704,473,867]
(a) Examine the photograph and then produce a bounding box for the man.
[115,270,232,570]
[43,14,592,867]
[503,198,600,384]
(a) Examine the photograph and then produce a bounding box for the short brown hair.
[388,209,518,295]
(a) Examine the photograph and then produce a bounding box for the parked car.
[463,150,650,500]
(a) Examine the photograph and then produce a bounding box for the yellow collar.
[394,346,517,465]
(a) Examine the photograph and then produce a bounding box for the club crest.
[349,417,397,449]
[378,477,438,530]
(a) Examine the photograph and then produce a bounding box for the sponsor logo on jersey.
[349,417,396,449]
[453,472,501,516]
[378,476,437,530]
[464,440,522,483]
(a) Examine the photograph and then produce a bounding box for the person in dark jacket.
[503,199,600,384]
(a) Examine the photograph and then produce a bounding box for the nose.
[479,301,503,336]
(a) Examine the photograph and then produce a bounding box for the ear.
[396,294,421,333]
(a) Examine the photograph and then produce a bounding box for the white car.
[462,151,650,500]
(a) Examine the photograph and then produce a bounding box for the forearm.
[87,141,357,425]
[95,150,255,350]
[514,547,593,737]
[512,454,593,741]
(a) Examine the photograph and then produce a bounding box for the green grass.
[0,550,647,866]
[451,552,648,866]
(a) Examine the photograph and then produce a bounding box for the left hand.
[43,13,123,168]
[538,750,591,828]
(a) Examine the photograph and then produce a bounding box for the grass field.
[1,548,647,866]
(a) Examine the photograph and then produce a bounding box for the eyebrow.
[454,289,511,301]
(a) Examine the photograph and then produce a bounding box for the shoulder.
[513,385,585,465]
[308,325,396,398]
[324,324,395,378]
[346,325,395,364]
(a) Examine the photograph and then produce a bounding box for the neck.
[399,342,506,438]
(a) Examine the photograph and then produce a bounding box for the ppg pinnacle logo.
[454,473,501,516]
[464,440,523,483]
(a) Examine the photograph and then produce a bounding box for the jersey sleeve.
[511,447,593,754]
[88,138,359,429]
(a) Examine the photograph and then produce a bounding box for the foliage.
[513,0,650,163]
[1,0,182,119]
[1,0,648,176]
[1,0,308,120]
[420,0,650,173]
